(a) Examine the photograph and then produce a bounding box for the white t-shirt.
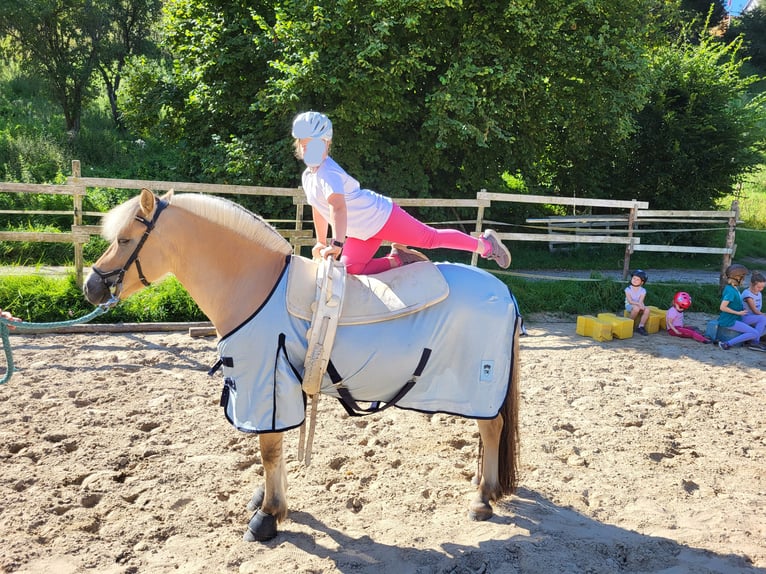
[624,285,647,311]
[301,157,393,240]
[741,288,763,315]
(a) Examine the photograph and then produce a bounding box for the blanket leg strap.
[335,348,432,417]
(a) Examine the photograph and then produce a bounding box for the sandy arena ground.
[0,313,764,573]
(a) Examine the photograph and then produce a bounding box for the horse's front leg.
[470,415,503,521]
[244,433,287,542]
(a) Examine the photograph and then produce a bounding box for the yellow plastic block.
[623,309,663,334]
[598,312,634,339]
[576,315,613,341]
[576,315,593,336]
[591,319,614,341]
[645,313,661,334]
[612,317,635,339]
[648,306,667,330]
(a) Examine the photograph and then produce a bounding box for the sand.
[0,313,764,574]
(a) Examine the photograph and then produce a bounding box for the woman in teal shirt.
[718,264,761,350]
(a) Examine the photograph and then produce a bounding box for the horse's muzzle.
[83,272,115,305]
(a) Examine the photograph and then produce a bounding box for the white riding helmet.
[292,111,333,141]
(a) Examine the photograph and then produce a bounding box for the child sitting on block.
[718,264,764,351]
[742,271,766,346]
[625,269,650,335]
[665,292,711,343]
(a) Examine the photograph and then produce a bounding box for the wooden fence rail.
[0,160,739,287]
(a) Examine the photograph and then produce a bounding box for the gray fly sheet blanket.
[215,256,521,433]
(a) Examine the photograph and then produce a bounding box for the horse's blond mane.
[102,192,293,256]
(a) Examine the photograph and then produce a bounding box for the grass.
[720,164,766,229]
[0,264,725,324]
[0,275,206,324]
[1,177,762,322]
[506,275,721,317]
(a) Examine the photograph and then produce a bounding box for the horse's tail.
[497,316,521,495]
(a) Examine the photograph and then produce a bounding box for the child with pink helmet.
[665,292,711,343]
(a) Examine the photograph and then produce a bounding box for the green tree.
[680,0,727,24]
[125,0,655,199]
[725,7,766,71]
[608,27,766,210]
[97,0,163,128]
[0,0,161,136]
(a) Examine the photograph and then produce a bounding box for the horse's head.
[84,188,171,306]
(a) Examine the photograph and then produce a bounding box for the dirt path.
[1,317,764,574]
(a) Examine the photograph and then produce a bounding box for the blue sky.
[726,0,755,16]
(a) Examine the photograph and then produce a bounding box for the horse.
[83,188,521,542]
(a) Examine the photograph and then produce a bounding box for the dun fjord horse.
[84,189,521,542]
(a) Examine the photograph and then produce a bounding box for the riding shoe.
[481,229,511,269]
[390,243,430,267]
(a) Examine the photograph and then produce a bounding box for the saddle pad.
[286,255,449,325]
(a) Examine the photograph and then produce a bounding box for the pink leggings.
[667,326,709,343]
[341,204,482,274]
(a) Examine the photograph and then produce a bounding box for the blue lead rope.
[0,303,114,385]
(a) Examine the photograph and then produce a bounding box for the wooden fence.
[0,160,739,287]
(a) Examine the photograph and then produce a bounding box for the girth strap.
[302,258,346,396]
[334,348,432,417]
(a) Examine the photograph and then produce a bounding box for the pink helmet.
[673,291,692,310]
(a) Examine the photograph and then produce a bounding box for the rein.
[0,304,113,385]
[91,198,168,300]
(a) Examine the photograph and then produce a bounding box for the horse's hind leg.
[469,415,503,521]
[244,433,287,542]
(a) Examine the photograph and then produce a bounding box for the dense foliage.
[725,7,766,70]
[0,1,764,221]
[122,0,659,200]
[113,0,765,212]
[0,0,162,136]
[602,26,766,209]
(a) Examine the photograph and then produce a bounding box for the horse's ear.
[139,188,157,217]
[161,189,174,202]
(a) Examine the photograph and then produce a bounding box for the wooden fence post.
[71,160,86,288]
[719,200,739,291]
[471,189,488,267]
[622,201,638,281]
[294,187,306,256]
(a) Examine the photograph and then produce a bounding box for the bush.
[0,275,204,323]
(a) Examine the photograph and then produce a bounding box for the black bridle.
[91,198,169,302]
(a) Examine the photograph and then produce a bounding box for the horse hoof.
[243,509,277,542]
[468,501,493,521]
[246,484,265,512]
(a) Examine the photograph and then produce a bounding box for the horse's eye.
[117,238,131,245]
